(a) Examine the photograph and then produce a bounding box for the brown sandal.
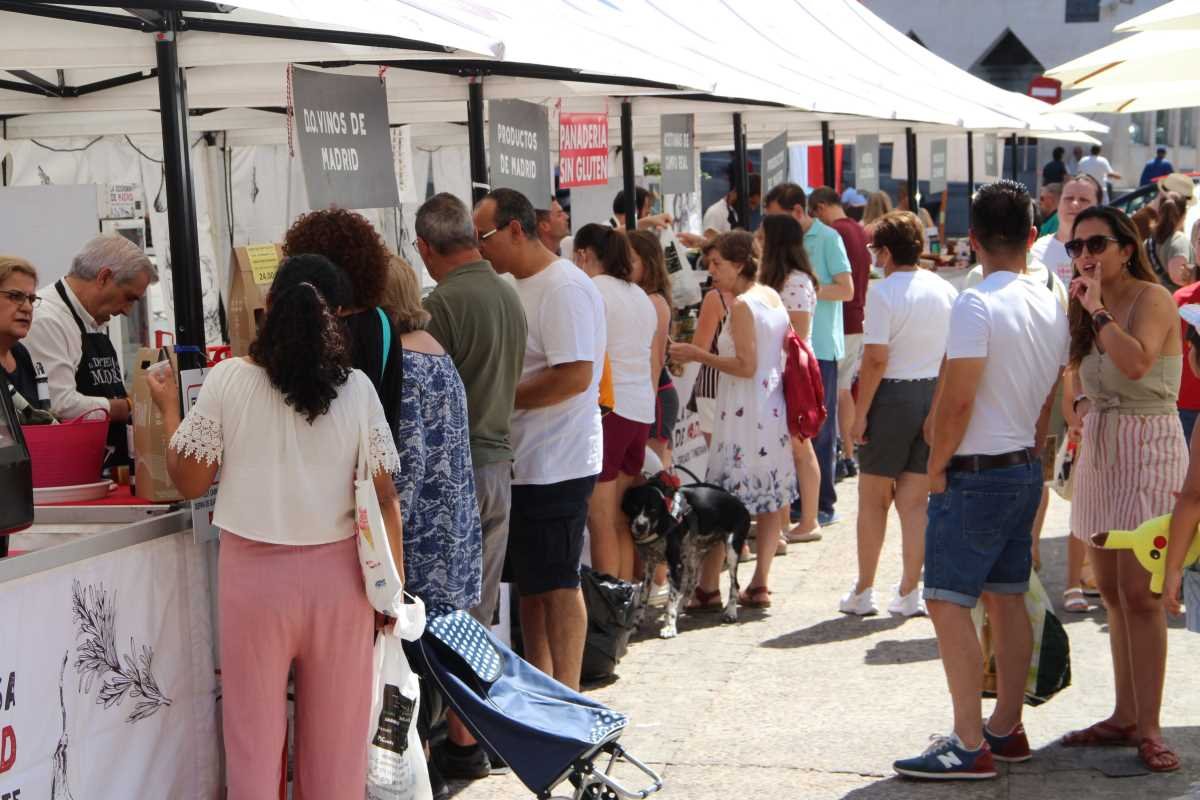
[1060,721,1138,748]
[1139,738,1181,772]
[738,586,772,608]
[685,587,723,613]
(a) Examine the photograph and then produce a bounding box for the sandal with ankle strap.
[685,587,723,613]
[1060,720,1138,748]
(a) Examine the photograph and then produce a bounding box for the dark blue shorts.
[923,462,1043,609]
[506,475,597,596]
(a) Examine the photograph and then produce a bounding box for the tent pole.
[905,127,917,213]
[1009,134,1019,181]
[966,130,975,219]
[620,99,636,231]
[820,120,834,190]
[155,12,206,371]
[732,112,750,230]
[467,76,488,205]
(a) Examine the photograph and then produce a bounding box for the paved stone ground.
[452,479,1200,800]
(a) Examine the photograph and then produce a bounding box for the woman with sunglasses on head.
[0,257,42,408]
[1060,206,1185,773]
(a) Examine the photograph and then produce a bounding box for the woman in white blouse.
[147,254,403,799]
[758,214,823,545]
[843,211,957,618]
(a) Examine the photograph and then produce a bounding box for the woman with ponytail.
[146,254,404,798]
[573,223,657,581]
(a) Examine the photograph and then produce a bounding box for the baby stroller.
[404,611,663,800]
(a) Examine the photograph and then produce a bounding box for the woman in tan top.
[1061,206,1185,772]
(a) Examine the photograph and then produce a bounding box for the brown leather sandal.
[738,586,772,608]
[1060,721,1138,748]
[1139,738,1181,772]
[685,587,723,613]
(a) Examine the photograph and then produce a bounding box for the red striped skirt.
[1070,412,1188,541]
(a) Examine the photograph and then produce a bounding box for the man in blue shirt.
[1140,147,1174,187]
[764,183,853,525]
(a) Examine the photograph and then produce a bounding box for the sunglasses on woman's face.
[1065,234,1121,259]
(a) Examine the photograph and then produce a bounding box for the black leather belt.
[947,448,1037,474]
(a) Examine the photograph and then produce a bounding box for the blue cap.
[841,188,867,206]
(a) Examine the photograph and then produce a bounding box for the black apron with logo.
[54,281,130,468]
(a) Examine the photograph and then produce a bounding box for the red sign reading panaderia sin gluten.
[558,113,609,188]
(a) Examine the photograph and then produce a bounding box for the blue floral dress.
[394,349,482,614]
[706,291,798,515]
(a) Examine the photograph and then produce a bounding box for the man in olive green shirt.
[418,193,527,628]
[418,192,527,781]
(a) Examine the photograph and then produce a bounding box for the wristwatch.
[1092,308,1115,333]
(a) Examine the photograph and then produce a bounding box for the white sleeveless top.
[168,358,400,546]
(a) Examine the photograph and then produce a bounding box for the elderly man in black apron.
[23,235,158,468]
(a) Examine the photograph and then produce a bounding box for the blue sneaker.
[818,510,841,527]
[894,734,997,781]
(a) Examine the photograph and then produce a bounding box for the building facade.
[862,0,1197,194]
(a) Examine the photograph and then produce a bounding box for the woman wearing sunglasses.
[0,256,42,407]
[1060,205,1185,773]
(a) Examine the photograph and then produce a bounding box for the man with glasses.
[23,234,157,468]
[473,187,606,692]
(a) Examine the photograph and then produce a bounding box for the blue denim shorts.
[923,462,1043,609]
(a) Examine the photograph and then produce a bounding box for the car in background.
[1110,172,1198,215]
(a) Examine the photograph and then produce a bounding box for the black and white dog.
[621,471,752,638]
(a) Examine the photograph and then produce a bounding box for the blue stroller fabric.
[405,611,628,796]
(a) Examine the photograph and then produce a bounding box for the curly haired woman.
[284,209,402,435]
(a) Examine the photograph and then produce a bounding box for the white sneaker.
[889,584,927,617]
[839,584,878,616]
[647,582,670,608]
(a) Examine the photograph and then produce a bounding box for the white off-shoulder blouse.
[169,358,400,546]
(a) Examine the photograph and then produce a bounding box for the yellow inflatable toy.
[1092,515,1200,594]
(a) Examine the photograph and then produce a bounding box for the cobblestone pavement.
[452,479,1200,800]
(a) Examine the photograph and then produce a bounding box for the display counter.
[0,502,220,799]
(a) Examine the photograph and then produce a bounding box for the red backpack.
[782,330,827,440]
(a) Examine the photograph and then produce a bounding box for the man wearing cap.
[1141,147,1176,188]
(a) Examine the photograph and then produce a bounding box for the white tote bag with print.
[367,596,431,800]
[355,407,405,616]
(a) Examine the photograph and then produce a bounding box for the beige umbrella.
[1114,0,1200,33]
[1047,30,1200,90]
[1055,79,1200,114]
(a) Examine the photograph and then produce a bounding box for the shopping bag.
[355,404,405,616]
[662,228,701,309]
[1050,437,1076,501]
[973,570,1071,706]
[367,597,430,800]
[579,567,638,683]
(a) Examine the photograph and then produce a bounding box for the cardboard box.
[227,243,283,357]
[132,347,182,503]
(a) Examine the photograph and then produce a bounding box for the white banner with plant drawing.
[0,533,219,799]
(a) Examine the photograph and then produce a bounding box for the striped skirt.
[1070,412,1188,542]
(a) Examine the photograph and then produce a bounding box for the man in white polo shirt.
[894,181,1068,780]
